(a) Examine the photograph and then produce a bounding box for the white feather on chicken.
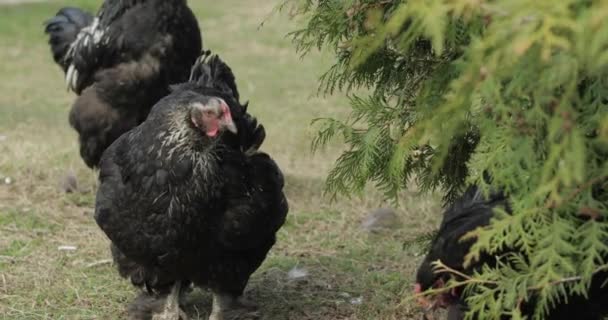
[64,17,107,92]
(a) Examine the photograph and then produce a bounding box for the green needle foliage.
[284,0,608,318]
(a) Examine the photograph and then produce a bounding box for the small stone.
[361,208,402,232]
[60,171,78,193]
[350,296,363,305]
[3,177,13,185]
[287,266,309,281]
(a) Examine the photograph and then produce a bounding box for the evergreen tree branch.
[286,0,608,317]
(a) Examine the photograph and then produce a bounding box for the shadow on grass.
[181,266,355,320]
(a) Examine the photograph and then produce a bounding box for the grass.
[0,1,442,319]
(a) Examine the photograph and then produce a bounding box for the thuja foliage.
[284,0,608,319]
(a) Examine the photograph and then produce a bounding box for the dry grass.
[0,1,442,319]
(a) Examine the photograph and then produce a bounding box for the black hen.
[415,186,608,320]
[44,0,202,168]
[94,53,288,320]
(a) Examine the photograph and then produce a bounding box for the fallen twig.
[86,259,113,268]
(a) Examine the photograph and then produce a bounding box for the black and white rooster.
[44,0,202,168]
[94,52,288,320]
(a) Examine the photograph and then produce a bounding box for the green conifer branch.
[283,0,608,317]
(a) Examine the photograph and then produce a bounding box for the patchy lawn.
[0,1,441,319]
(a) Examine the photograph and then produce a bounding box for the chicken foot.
[208,292,257,320]
[152,282,188,320]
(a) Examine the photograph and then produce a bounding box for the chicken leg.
[152,282,188,320]
[208,292,257,320]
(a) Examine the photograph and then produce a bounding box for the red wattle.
[206,127,219,137]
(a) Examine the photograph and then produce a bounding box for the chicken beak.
[219,102,237,134]
[222,118,237,134]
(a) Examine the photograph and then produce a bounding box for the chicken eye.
[203,110,214,116]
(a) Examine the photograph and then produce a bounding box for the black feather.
[189,50,241,101]
[416,186,504,292]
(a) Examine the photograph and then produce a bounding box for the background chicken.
[415,186,608,320]
[94,53,288,320]
[44,0,202,168]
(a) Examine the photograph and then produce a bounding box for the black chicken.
[94,53,288,320]
[415,186,608,320]
[44,0,202,168]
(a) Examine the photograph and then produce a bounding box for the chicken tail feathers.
[189,50,241,101]
[44,7,93,71]
[239,114,266,155]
